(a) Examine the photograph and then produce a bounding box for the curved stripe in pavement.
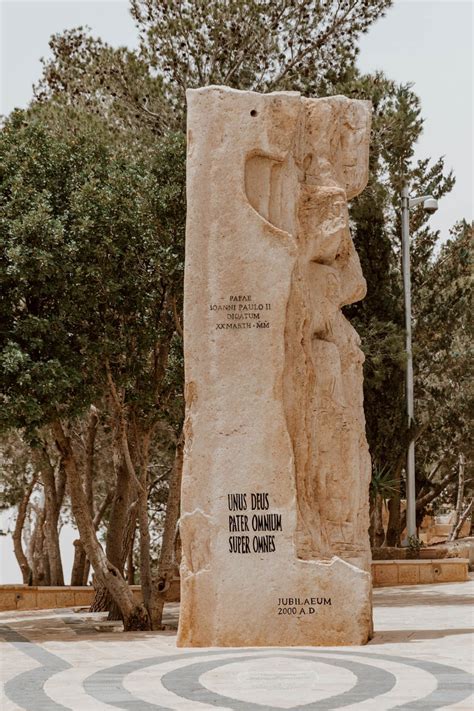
[160,653,396,710]
[0,625,71,711]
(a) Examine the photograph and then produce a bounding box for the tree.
[131,0,392,103]
[1,432,40,584]
[411,221,473,534]
[332,70,453,544]
[36,1,392,132]
[0,104,185,628]
[369,462,398,547]
[35,31,172,135]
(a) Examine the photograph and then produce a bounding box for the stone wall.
[372,559,469,587]
[0,563,469,612]
[0,580,180,612]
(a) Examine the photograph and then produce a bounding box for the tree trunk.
[52,418,150,631]
[55,460,67,516]
[138,483,152,611]
[38,447,64,586]
[90,582,109,612]
[149,432,184,630]
[107,458,132,569]
[71,490,112,587]
[12,476,37,584]
[41,540,52,586]
[385,463,402,547]
[448,453,465,541]
[450,499,473,542]
[91,457,131,610]
[31,505,50,586]
[28,508,40,584]
[386,424,428,546]
[126,523,136,585]
[136,430,153,615]
[70,539,88,586]
[73,407,99,588]
[120,500,137,586]
[39,444,67,585]
[107,497,139,621]
[82,558,91,586]
[106,406,151,619]
[370,494,385,548]
[85,406,99,514]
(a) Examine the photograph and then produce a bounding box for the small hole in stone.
[250,109,257,117]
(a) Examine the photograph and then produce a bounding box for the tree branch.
[399,467,459,533]
[105,359,145,494]
[171,294,183,338]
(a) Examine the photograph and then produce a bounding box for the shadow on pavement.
[374,587,473,607]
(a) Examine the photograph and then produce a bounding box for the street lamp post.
[400,185,438,543]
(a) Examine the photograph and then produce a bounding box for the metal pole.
[401,184,416,541]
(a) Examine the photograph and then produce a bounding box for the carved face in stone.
[240,93,371,558]
[290,99,371,559]
[298,184,366,342]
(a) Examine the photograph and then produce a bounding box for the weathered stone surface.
[178,86,373,647]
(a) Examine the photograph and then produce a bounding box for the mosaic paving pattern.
[1,616,473,710]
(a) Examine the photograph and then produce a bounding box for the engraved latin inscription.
[227,492,282,553]
[209,295,271,331]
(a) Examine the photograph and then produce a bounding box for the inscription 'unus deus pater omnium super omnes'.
[227,492,282,553]
[209,295,271,331]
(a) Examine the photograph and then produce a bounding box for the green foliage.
[0,432,36,509]
[414,221,473,497]
[0,104,185,434]
[339,70,458,507]
[35,29,172,135]
[36,1,392,132]
[407,534,423,554]
[130,0,392,102]
[369,462,399,503]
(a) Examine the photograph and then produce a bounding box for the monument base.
[177,556,372,647]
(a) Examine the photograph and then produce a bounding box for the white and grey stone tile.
[0,580,473,711]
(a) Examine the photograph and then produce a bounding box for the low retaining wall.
[372,540,473,561]
[372,558,469,587]
[0,578,180,612]
[1,560,469,611]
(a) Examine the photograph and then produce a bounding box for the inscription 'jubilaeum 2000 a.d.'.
[277,596,332,617]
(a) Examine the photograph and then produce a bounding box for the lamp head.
[423,196,438,214]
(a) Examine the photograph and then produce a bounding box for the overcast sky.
[0,0,472,240]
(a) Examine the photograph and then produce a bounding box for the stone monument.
[178,86,373,647]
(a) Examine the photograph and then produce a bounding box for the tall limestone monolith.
[178,86,373,647]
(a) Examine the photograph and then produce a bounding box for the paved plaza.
[0,578,473,710]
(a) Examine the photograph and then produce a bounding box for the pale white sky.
[0,0,472,237]
[357,0,473,239]
[0,507,77,584]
